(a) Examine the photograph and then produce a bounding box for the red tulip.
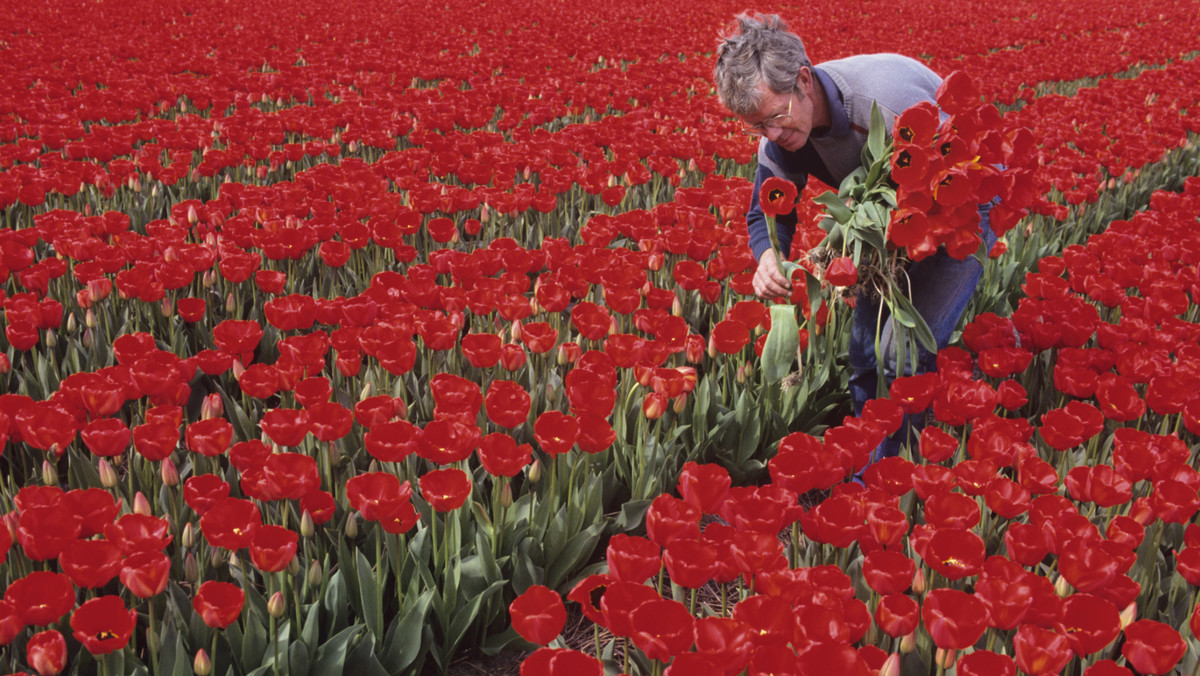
[630,598,694,662]
[605,534,660,584]
[485,380,531,429]
[956,650,1015,676]
[1060,593,1120,656]
[346,472,412,522]
[120,551,171,598]
[194,581,245,629]
[921,588,988,650]
[184,474,231,516]
[759,176,797,217]
[70,595,136,655]
[260,408,310,447]
[27,630,67,675]
[478,433,532,477]
[363,419,420,463]
[419,468,472,512]
[1013,624,1072,675]
[534,411,578,456]
[6,571,74,626]
[825,256,858,287]
[59,538,122,589]
[186,418,233,457]
[1121,620,1187,674]
[677,461,731,515]
[663,538,718,589]
[874,593,919,638]
[863,550,915,595]
[509,585,566,645]
[0,600,23,646]
[80,417,130,457]
[199,497,261,551]
[104,513,172,554]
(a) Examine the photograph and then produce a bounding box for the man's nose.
[764,125,783,142]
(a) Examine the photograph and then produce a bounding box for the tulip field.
[3,0,1200,674]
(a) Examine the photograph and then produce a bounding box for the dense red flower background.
[1,0,1200,674]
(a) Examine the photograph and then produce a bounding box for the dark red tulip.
[1060,593,1120,656]
[132,421,179,461]
[80,417,130,457]
[534,411,578,456]
[17,504,81,561]
[645,494,700,548]
[924,491,981,530]
[759,176,797,217]
[509,585,566,645]
[212,319,263,355]
[104,513,172,554]
[262,452,320,500]
[417,419,478,464]
[690,617,754,674]
[461,332,503,367]
[193,581,245,629]
[260,407,310,447]
[677,461,730,514]
[364,419,420,463]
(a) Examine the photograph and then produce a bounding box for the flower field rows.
[1,0,1199,674]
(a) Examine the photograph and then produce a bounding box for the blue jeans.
[848,203,997,463]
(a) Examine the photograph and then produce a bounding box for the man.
[714,13,995,461]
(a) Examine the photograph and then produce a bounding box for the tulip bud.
[231,359,246,379]
[193,649,212,676]
[160,458,179,487]
[181,522,196,549]
[98,458,119,488]
[300,510,315,538]
[1119,601,1137,629]
[510,321,523,343]
[471,501,491,529]
[209,547,224,569]
[911,568,927,595]
[344,514,358,538]
[736,362,750,384]
[160,298,174,318]
[225,293,237,314]
[85,308,97,328]
[201,393,223,420]
[879,653,901,676]
[528,459,542,484]
[44,329,57,349]
[307,560,323,587]
[82,328,93,349]
[359,380,373,400]
[937,648,956,670]
[0,354,9,374]
[557,342,581,365]
[899,631,916,654]
[133,492,152,516]
[66,312,77,333]
[707,332,719,359]
[267,591,287,618]
[202,269,217,288]
[228,551,240,570]
[500,480,513,508]
[671,294,683,317]
[42,459,57,486]
[643,392,667,420]
[672,394,687,415]
[1054,574,1071,597]
[288,558,301,577]
[184,552,199,581]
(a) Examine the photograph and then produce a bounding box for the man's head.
[714,13,820,152]
[714,13,811,118]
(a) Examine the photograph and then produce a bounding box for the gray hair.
[714,13,811,117]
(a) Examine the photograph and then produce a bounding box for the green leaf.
[889,292,937,354]
[381,589,434,672]
[812,190,853,224]
[760,305,800,382]
[546,521,605,588]
[311,625,362,676]
[344,630,390,676]
[615,499,652,533]
[805,271,823,328]
[865,101,888,165]
[353,548,384,642]
[446,580,506,656]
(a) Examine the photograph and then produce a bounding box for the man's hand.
[752,249,792,300]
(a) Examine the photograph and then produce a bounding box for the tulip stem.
[148,600,160,676]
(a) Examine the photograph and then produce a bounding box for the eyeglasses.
[741,88,797,137]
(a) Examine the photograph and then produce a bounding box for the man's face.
[741,68,816,152]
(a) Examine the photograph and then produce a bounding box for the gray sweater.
[747,53,943,262]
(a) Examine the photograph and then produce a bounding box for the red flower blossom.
[1121,620,1186,675]
[193,581,245,629]
[759,176,798,218]
[120,551,171,598]
[921,588,988,650]
[419,468,472,512]
[199,497,261,551]
[509,585,566,645]
[70,595,136,656]
[485,380,531,429]
[27,630,67,675]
